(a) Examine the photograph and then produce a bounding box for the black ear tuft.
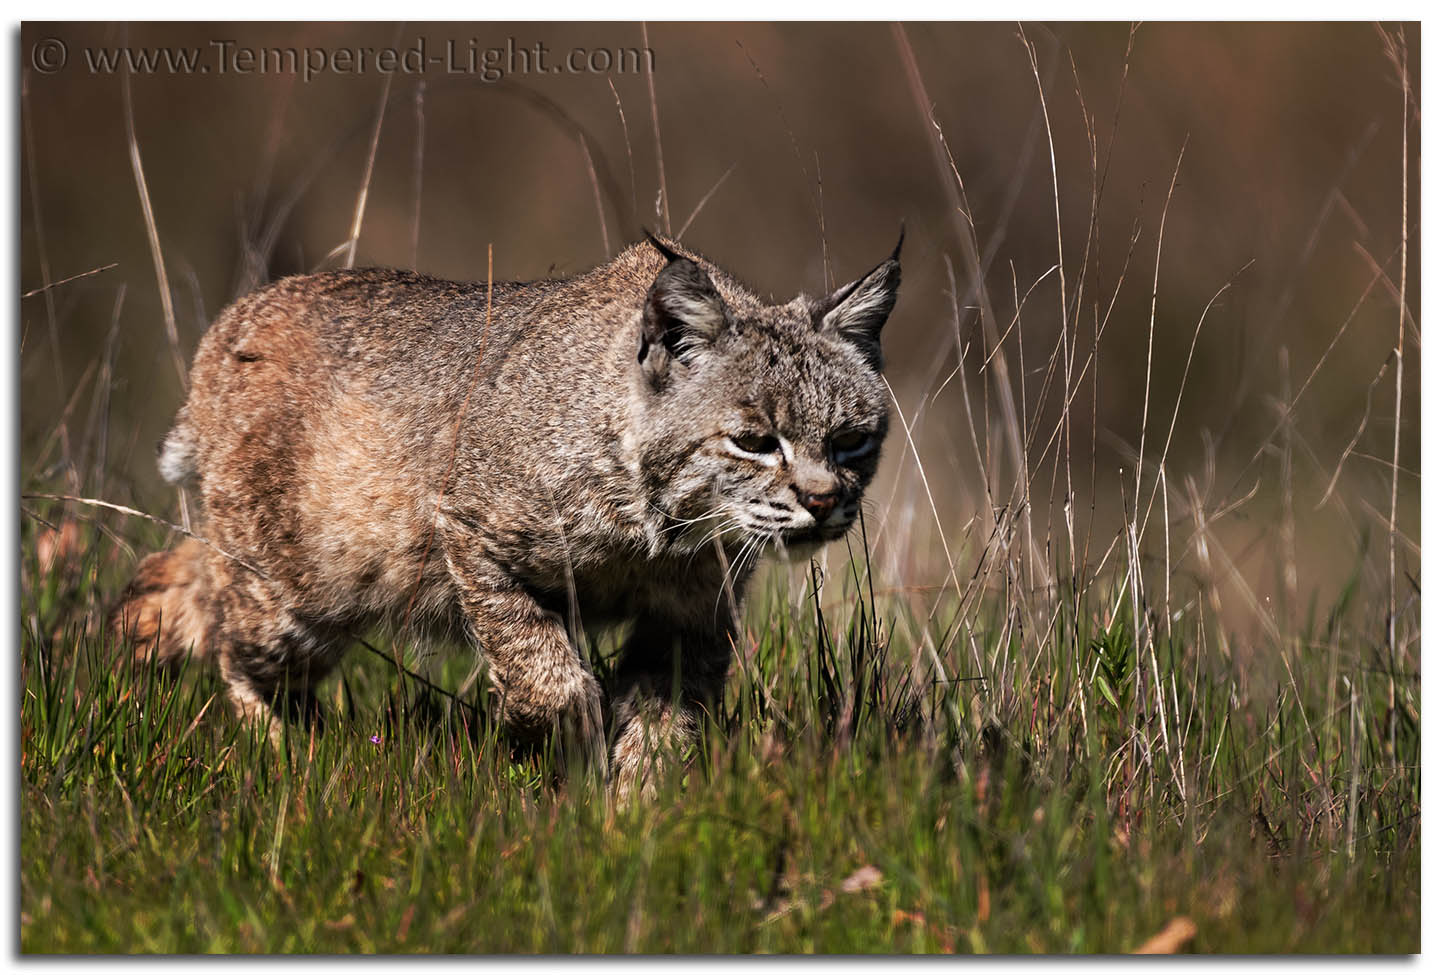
[819,238,903,369]
[642,229,685,264]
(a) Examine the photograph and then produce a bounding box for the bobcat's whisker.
[693,512,748,552]
[656,502,730,538]
[715,530,766,617]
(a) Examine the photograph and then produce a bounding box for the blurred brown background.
[20,22,1419,634]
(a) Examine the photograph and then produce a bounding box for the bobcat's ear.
[639,246,730,385]
[819,230,903,369]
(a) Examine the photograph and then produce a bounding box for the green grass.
[19,504,1419,953]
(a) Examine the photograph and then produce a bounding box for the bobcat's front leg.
[445,550,605,775]
[610,613,735,800]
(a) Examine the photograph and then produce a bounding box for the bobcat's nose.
[797,489,841,523]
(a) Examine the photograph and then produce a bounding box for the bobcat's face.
[635,236,900,560]
[688,321,889,557]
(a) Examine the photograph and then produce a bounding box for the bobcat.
[110,232,901,796]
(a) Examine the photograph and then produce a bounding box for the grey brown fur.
[110,235,901,797]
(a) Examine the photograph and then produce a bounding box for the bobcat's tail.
[108,539,213,666]
[157,408,198,485]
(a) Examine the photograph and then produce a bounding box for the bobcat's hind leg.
[108,538,215,668]
[209,566,347,744]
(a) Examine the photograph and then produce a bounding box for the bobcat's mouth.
[727,498,858,556]
[779,518,854,549]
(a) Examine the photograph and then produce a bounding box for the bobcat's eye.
[829,429,877,465]
[729,432,781,456]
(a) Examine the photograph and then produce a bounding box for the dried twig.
[676,162,737,240]
[1135,138,1188,518]
[581,137,611,257]
[121,58,186,392]
[410,80,426,269]
[22,493,269,581]
[343,57,397,269]
[606,76,638,225]
[1378,23,1411,764]
[640,22,670,235]
[21,263,119,299]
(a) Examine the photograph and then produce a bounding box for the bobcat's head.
[633,232,901,562]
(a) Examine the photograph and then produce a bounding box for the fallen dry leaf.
[1132,916,1198,954]
[35,519,83,575]
[763,865,882,924]
[840,865,883,893]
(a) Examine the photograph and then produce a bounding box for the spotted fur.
[108,234,902,797]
